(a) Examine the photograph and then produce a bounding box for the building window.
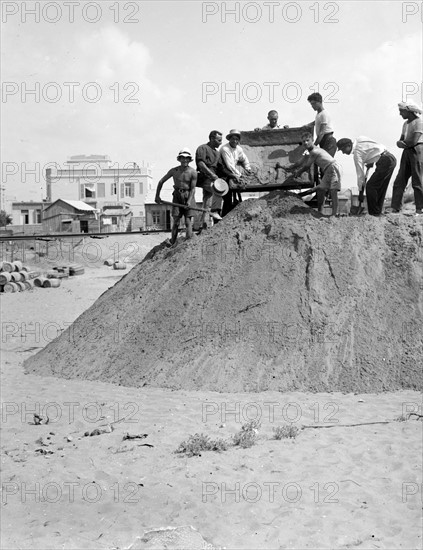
[80,184,96,199]
[111,216,118,224]
[139,182,143,194]
[111,183,117,195]
[124,182,134,198]
[97,182,105,198]
[21,210,29,224]
[34,210,42,223]
[152,211,160,224]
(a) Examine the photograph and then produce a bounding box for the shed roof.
[44,199,96,212]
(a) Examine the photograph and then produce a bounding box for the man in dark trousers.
[390,101,423,215]
[337,136,397,216]
[195,130,223,231]
[307,92,337,156]
[217,129,252,217]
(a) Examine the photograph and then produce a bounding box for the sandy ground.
[1,233,422,550]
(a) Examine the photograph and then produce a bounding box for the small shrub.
[175,433,228,457]
[233,420,261,449]
[272,424,300,440]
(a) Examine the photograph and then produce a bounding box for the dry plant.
[232,420,261,449]
[272,424,300,440]
[175,433,228,457]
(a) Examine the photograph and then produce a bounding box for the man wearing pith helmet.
[155,148,197,245]
[217,129,252,216]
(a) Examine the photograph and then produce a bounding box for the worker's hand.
[254,127,261,132]
[396,140,407,149]
[358,188,364,202]
[155,196,162,204]
[283,125,290,129]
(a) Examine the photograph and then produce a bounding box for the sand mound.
[24,193,423,393]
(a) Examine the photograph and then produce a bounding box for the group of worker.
[155,93,423,245]
[155,128,253,244]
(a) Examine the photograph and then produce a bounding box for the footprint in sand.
[127,525,220,549]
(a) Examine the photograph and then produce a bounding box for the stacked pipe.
[0,261,40,293]
[1,260,86,293]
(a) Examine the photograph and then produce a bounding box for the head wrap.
[398,101,422,115]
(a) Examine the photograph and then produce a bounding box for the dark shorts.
[320,133,337,157]
[172,188,195,219]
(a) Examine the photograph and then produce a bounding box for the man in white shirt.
[307,92,337,157]
[217,129,252,216]
[337,137,397,216]
[390,101,423,215]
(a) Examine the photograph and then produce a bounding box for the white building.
[45,155,153,230]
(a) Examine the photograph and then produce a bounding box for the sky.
[1,0,422,208]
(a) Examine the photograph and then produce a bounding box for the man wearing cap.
[254,110,289,131]
[391,101,423,215]
[195,130,223,231]
[217,129,252,216]
[337,137,397,216]
[155,148,197,245]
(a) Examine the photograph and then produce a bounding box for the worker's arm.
[286,153,312,176]
[220,147,240,178]
[398,123,423,148]
[155,169,174,203]
[197,159,218,180]
[188,169,197,204]
[315,122,328,145]
[353,150,367,191]
[293,155,313,177]
[238,150,252,173]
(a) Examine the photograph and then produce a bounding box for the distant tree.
[0,210,12,226]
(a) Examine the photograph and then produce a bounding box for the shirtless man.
[155,148,197,244]
[286,132,341,216]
